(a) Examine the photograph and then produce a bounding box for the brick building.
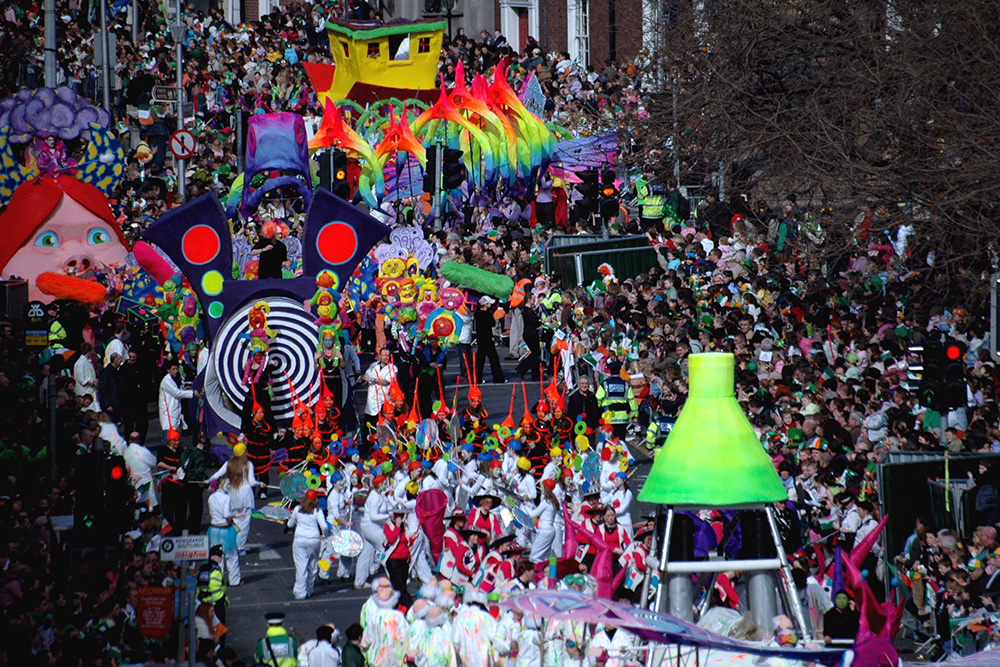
[386,0,648,68]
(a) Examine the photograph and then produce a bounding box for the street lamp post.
[44,0,56,87]
[171,3,186,201]
[99,0,111,112]
[443,0,455,40]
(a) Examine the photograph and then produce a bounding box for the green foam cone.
[638,353,786,507]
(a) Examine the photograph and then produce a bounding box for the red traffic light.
[110,465,125,481]
[945,344,962,360]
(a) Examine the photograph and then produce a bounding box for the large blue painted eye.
[35,231,60,248]
[87,228,110,245]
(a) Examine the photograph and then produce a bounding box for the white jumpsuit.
[607,487,633,538]
[288,505,327,599]
[207,490,241,585]
[526,497,559,563]
[402,497,434,584]
[208,461,258,553]
[356,490,389,587]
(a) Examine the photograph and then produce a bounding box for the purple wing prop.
[501,590,846,664]
[549,133,618,181]
[383,154,425,203]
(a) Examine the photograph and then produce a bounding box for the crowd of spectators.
[0,0,651,239]
[5,0,1000,662]
[0,309,228,665]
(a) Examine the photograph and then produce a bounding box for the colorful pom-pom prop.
[133,240,177,285]
[36,272,107,305]
[438,260,515,299]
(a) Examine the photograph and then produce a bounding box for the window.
[388,33,410,61]
[418,37,431,53]
[567,0,589,68]
[367,42,380,59]
[341,41,349,57]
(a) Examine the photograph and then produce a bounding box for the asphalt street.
[150,347,657,661]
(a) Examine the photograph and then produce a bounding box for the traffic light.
[104,454,135,538]
[575,169,599,221]
[332,148,350,200]
[423,145,439,194]
[599,169,619,220]
[908,341,943,409]
[74,452,102,543]
[941,340,967,410]
[442,148,466,190]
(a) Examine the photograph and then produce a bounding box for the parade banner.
[136,586,174,639]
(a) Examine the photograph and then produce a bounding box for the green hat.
[786,427,804,444]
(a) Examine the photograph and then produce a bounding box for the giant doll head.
[0,176,129,303]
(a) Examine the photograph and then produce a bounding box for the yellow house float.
[303,18,447,108]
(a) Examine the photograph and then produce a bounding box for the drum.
[279,471,308,501]
[330,529,364,557]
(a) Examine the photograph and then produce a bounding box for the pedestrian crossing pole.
[432,138,444,231]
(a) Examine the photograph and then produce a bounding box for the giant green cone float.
[638,353,786,507]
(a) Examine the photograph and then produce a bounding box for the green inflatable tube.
[439,261,515,300]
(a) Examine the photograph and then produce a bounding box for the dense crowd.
[0,0,650,239]
[4,1,1000,666]
[4,182,1000,663]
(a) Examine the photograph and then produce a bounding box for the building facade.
[381,0,647,68]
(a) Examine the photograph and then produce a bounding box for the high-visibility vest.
[636,181,664,219]
[510,278,532,307]
[196,562,226,605]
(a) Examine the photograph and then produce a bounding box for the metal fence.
[543,234,648,274]
[550,245,660,287]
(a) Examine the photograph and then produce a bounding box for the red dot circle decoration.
[432,316,455,337]
[316,222,357,265]
[182,225,221,265]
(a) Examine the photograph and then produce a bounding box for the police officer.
[197,545,228,628]
[254,612,300,667]
[44,301,69,364]
[635,169,665,232]
[595,360,637,440]
[645,400,678,451]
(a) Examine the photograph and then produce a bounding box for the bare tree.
[630,0,1000,295]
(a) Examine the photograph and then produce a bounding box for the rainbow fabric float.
[309,59,557,208]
